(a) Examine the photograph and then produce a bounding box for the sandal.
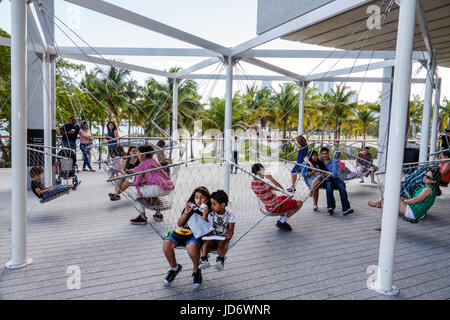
[368,201,382,208]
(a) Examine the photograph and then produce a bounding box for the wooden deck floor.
[0,164,449,300]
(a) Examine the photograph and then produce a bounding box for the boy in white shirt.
[199,190,235,271]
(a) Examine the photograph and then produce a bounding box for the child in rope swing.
[334,151,360,181]
[251,163,303,231]
[162,186,213,290]
[130,145,174,224]
[199,190,235,271]
[108,145,125,178]
[156,140,173,177]
[30,166,80,203]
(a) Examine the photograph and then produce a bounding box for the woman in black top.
[440,129,450,151]
[109,145,140,201]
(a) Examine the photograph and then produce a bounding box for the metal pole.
[172,78,178,141]
[370,0,416,295]
[43,55,52,186]
[172,78,178,158]
[7,0,33,269]
[430,78,441,160]
[224,56,233,194]
[298,81,305,135]
[418,52,435,162]
[377,65,393,172]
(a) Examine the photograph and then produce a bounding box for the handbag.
[170,227,194,241]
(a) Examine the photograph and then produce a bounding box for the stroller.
[56,148,78,185]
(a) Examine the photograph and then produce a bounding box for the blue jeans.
[325,177,351,211]
[41,185,69,201]
[61,140,77,168]
[231,151,238,173]
[79,143,92,170]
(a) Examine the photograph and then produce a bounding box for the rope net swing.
[27,144,79,203]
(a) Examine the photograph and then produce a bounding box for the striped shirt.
[251,179,280,212]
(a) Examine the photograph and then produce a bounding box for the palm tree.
[242,85,273,132]
[139,67,202,138]
[409,94,423,138]
[122,80,141,135]
[271,83,299,140]
[440,97,450,130]
[202,93,248,157]
[82,66,131,123]
[302,86,321,130]
[321,84,356,143]
[354,104,377,146]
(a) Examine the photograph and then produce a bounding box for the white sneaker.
[215,257,225,271]
[199,259,210,270]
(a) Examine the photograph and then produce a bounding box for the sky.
[0,0,449,105]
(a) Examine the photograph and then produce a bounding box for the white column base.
[6,257,33,269]
[368,282,399,296]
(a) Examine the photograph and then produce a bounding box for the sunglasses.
[425,175,434,179]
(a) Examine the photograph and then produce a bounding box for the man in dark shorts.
[356,146,378,184]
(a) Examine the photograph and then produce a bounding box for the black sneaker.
[73,180,81,191]
[402,216,419,224]
[343,208,354,216]
[109,194,121,201]
[192,270,202,290]
[163,264,182,287]
[276,220,292,231]
[327,208,335,215]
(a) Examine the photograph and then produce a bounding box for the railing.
[0,134,426,169]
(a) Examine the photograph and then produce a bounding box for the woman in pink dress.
[130,145,174,224]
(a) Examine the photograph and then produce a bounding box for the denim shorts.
[305,174,324,189]
[165,233,201,247]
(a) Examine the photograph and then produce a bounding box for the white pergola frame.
[6,0,441,298]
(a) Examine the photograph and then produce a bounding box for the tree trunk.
[334,116,338,143]
[190,132,194,159]
[363,129,366,147]
[108,103,112,122]
[288,122,291,139]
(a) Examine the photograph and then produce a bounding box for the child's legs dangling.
[163,239,177,268]
[216,240,228,258]
[187,241,201,271]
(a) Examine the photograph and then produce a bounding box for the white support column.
[430,78,441,159]
[370,0,417,295]
[298,82,305,135]
[419,53,436,162]
[223,56,234,194]
[7,0,33,269]
[43,54,52,186]
[377,65,394,172]
[172,78,179,155]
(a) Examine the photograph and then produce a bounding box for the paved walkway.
[0,163,449,300]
